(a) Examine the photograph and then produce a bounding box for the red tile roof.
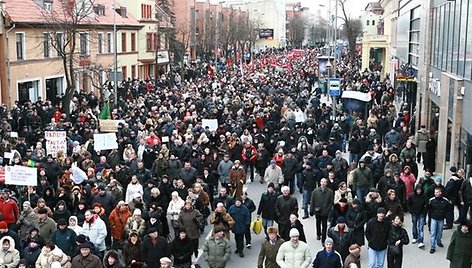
[4,0,141,27]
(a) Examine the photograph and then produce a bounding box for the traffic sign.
[328,78,341,96]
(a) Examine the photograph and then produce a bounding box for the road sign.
[328,78,341,96]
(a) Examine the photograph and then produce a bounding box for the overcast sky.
[300,0,373,19]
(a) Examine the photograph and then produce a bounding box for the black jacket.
[427,196,451,220]
[365,218,391,251]
[301,168,321,191]
[387,224,409,255]
[141,236,170,267]
[171,236,193,265]
[257,191,279,220]
[407,191,428,215]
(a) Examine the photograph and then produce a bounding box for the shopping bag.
[251,218,263,235]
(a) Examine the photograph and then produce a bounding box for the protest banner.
[5,165,37,186]
[93,133,118,151]
[202,119,218,131]
[45,131,67,157]
[99,119,126,132]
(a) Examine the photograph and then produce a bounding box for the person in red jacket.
[241,142,258,183]
[0,189,19,231]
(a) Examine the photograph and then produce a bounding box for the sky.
[299,0,373,19]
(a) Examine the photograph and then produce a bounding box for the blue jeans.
[356,187,369,203]
[302,189,313,216]
[262,218,274,236]
[368,247,386,268]
[411,213,425,243]
[430,218,444,249]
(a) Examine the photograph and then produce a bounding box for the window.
[43,33,50,58]
[372,20,375,26]
[79,32,89,56]
[56,32,63,56]
[44,2,52,11]
[16,33,25,60]
[131,65,136,79]
[121,32,127,52]
[141,4,152,19]
[366,20,370,26]
[98,32,103,54]
[131,33,136,52]
[107,32,112,53]
[146,33,153,51]
[122,66,127,79]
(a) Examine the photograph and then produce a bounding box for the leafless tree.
[37,0,99,114]
[287,15,306,48]
[338,0,363,59]
[307,20,328,46]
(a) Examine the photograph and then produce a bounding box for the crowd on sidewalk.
[0,47,471,268]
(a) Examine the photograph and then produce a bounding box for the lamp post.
[326,60,336,120]
[113,0,118,109]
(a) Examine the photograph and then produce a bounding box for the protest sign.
[93,133,118,151]
[45,131,67,157]
[99,119,125,132]
[5,165,37,186]
[202,119,218,131]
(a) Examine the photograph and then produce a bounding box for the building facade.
[0,0,141,107]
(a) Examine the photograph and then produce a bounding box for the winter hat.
[289,228,300,237]
[450,166,457,173]
[79,242,93,249]
[267,226,278,235]
[57,218,68,226]
[434,176,442,182]
[133,209,142,216]
[377,207,387,214]
[22,201,31,208]
[267,182,275,189]
[337,216,346,224]
[76,234,88,243]
[325,237,334,245]
[160,257,172,264]
[352,198,362,206]
[0,221,7,229]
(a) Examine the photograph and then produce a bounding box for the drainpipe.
[5,23,16,109]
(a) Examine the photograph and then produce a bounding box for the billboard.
[259,29,274,39]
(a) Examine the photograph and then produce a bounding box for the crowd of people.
[0,46,470,268]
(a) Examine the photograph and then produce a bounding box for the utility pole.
[113,0,118,108]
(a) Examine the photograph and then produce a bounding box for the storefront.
[17,79,41,103]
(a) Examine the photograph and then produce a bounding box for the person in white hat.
[276,228,311,268]
[160,257,173,268]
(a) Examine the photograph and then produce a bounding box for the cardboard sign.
[45,131,67,157]
[93,133,118,151]
[10,132,18,138]
[99,119,125,132]
[202,119,218,131]
[5,165,37,186]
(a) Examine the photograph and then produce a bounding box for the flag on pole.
[99,101,111,119]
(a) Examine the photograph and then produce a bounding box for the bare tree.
[38,0,98,114]
[307,21,327,46]
[287,15,306,48]
[338,0,363,59]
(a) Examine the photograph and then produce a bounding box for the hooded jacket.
[0,236,20,268]
[103,250,125,268]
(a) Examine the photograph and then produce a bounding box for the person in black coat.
[285,214,306,243]
[22,238,41,268]
[170,229,193,268]
[346,199,368,246]
[140,228,170,268]
[242,192,256,248]
[330,198,349,227]
[365,208,391,268]
[257,183,279,237]
[407,184,428,247]
[387,215,409,268]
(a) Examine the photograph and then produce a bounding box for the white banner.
[5,165,37,186]
[45,131,67,157]
[93,133,118,151]
[202,119,218,131]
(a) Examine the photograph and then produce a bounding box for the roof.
[365,1,383,12]
[4,0,140,27]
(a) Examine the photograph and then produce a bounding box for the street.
[196,166,452,268]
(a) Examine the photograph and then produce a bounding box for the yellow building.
[0,0,141,106]
[117,0,171,80]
